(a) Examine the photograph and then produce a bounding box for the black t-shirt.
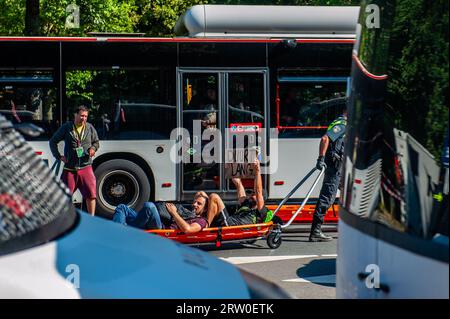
[225,204,269,226]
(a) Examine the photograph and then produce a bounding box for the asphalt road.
[198,225,338,299]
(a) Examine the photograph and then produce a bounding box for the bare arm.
[253,159,264,211]
[231,177,246,204]
[319,134,330,157]
[166,203,202,234]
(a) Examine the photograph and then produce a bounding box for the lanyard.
[73,124,86,147]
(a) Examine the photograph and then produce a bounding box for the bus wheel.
[95,159,151,219]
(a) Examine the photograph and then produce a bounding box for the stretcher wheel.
[267,232,282,249]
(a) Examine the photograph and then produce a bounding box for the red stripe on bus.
[277,126,328,129]
[35,151,43,155]
[352,54,388,80]
[0,37,355,44]
[162,183,172,188]
[297,39,355,44]
[107,38,283,43]
[354,179,362,184]
[274,181,284,186]
[0,37,98,42]
[107,38,355,44]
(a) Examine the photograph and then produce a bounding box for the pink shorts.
[61,166,97,199]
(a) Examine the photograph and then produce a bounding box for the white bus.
[337,0,448,298]
[0,5,359,218]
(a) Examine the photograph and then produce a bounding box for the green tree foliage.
[387,0,449,158]
[40,0,138,36]
[0,0,139,36]
[0,0,25,35]
[66,70,94,102]
[136,0,209,36]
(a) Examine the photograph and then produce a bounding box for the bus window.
[0,71,58,140]
[277,81,347,138]
[228,73,264,124]
[65,68,176,140]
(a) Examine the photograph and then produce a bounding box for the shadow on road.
[196,241,269,251]
[281,233,337,243]
[296,258,336,287]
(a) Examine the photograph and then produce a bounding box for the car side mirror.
[13,123,45,137]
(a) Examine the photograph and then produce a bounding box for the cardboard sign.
[225,162,256,179]
[224,147,259,179]
[225,123,263,179]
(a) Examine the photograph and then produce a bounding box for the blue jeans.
[112,202,163,230]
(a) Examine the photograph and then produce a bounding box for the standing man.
[309,111,347,242]
[50,105,99,216]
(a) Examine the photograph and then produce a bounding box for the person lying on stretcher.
[112,192,210,234]
[112,159,272,233]
[206,158,273,227]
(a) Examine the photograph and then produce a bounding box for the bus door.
[224,71,268,197]
[177,69,268,201]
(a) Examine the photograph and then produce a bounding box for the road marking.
[220,255,319,265]
[320,254,337,257]
[283,275,336,284]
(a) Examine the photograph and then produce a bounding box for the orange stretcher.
[146,222,276,248]
[147,167,327,249]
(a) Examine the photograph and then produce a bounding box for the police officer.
[309,111,347,242]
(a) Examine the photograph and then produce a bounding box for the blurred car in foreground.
[0,115,290,298]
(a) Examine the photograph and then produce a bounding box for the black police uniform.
[310,116,346,241]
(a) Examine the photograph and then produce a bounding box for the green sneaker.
[264,210,274,223]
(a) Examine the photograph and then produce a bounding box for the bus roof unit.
[175,5,360,39]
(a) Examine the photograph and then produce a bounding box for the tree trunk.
[25,0,40,36]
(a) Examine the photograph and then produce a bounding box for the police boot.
[309,221,332,242]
